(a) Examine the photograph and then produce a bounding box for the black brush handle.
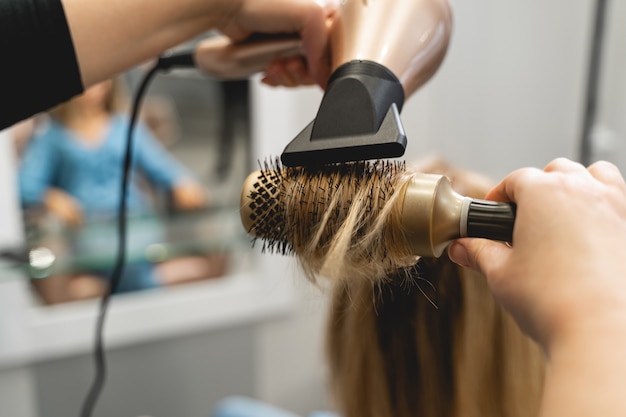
[466,200,516,243]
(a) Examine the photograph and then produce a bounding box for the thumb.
[448,238,511,279]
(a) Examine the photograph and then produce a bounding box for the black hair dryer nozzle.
[280,60,407,167]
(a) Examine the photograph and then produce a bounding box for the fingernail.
[448,242,470,268]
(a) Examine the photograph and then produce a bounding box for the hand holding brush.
[239,159,515,281]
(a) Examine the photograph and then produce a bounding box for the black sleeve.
[0,0,83,130]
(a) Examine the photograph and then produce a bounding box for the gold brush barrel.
[399,175,516,257]
[398,174,468,258]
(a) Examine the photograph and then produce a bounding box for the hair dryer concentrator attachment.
[281,60,407,166]
[240,161,516,259]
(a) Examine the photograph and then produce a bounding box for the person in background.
[18,78,224,304]
[2,0,335,300]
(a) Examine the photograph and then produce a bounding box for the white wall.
[0,131,38,417]
[401,0,593,180]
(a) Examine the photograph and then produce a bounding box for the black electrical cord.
[79,51,195,417]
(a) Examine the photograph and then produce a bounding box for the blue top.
[211,396,341,417]
[18,114,191,219]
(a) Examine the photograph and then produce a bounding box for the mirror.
[11,57,254,305]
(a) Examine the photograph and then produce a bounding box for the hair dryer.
[165,1,452,167]
[281,0,452,166]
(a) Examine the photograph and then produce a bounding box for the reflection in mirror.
[12,62,253,305]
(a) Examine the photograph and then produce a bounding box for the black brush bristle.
[245,157,406,256]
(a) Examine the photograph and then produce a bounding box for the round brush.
[240,160,515,259]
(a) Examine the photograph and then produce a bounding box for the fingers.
[484,166,543,203]
[298,0,332,87]
[485,158,626,203]
[261,56,316,87]
[543,158,626,187]
[448,239,511,278]
[230,0,333,88]
[493,158,585,201]
[543,157,587,174]
[587,160,626,188]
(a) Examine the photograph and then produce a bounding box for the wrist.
[540,314,626,416]
[535,279,626,354]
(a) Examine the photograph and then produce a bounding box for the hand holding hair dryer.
[192,34,305,80]
[182,0,452,167]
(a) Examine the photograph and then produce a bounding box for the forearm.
[539,317,626,417]
[62,0,241,86]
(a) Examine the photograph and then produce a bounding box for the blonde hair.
[48,77,129,123]
[326,258,545,417]
[277,160,417,284]
[281,157,545,417]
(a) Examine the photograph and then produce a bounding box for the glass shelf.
[0,205,253,281]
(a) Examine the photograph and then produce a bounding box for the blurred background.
[0,0,624,416]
